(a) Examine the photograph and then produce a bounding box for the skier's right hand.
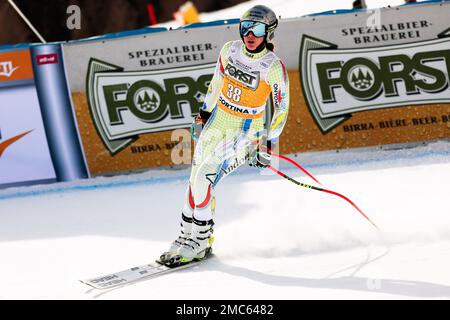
[249,139,273,169]
[249,145,271,169]
[190,108,211,142]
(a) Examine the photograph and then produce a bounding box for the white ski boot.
[159,213,192,263]
[169,217,214,265]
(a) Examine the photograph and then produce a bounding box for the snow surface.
[0,140,449,299]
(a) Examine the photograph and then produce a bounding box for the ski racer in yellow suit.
[161,5,290,264]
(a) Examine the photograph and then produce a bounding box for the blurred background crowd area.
[0,0,423,45]
[0,0,249,44]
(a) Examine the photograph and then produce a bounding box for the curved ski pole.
[268,165,380,231]
[267,149,322,185]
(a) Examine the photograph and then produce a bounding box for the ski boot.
[165,217,214,267]
[159,213,192,263]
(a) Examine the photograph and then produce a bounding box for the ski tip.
[79,280,99,290]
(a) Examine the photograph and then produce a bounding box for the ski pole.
[267,149,322,185]
[268,165,380,231]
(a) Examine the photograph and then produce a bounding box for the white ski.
[80,256,212,290]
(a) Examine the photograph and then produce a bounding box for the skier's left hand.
[190,108,211,142]
[249,145,271,169]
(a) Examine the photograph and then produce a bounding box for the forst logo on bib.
[224,62,259,90]
[300,34,450,132]
[87,59,214,154]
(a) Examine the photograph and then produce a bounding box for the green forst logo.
[349,66,374,91]
[300,32,450,132]
[86,58,214,154]
[135,88,159,112]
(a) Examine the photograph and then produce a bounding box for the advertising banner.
[0,48,56,188]
[63,1,450,177]
[64,26,237,175]
[277,1,450,155]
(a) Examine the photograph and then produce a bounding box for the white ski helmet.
[240,5,278,42]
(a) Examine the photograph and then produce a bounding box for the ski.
[80,254,213,290]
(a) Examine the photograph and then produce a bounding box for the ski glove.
[190,109,211,142]
[249,144,272,169]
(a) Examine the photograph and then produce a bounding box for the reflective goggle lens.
[240,21,267,37]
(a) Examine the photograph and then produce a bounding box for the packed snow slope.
[0,141,449,299]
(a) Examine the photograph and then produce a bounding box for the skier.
[161,5,290,265]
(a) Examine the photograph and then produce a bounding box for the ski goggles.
[239,21,267,37]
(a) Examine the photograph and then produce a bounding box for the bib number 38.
[226,84,242,102]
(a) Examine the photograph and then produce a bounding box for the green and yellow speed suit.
[182,39,290,223]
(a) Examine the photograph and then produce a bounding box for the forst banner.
[63,26,236,176]
[63,1,450,176]
[278,1,450,155]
